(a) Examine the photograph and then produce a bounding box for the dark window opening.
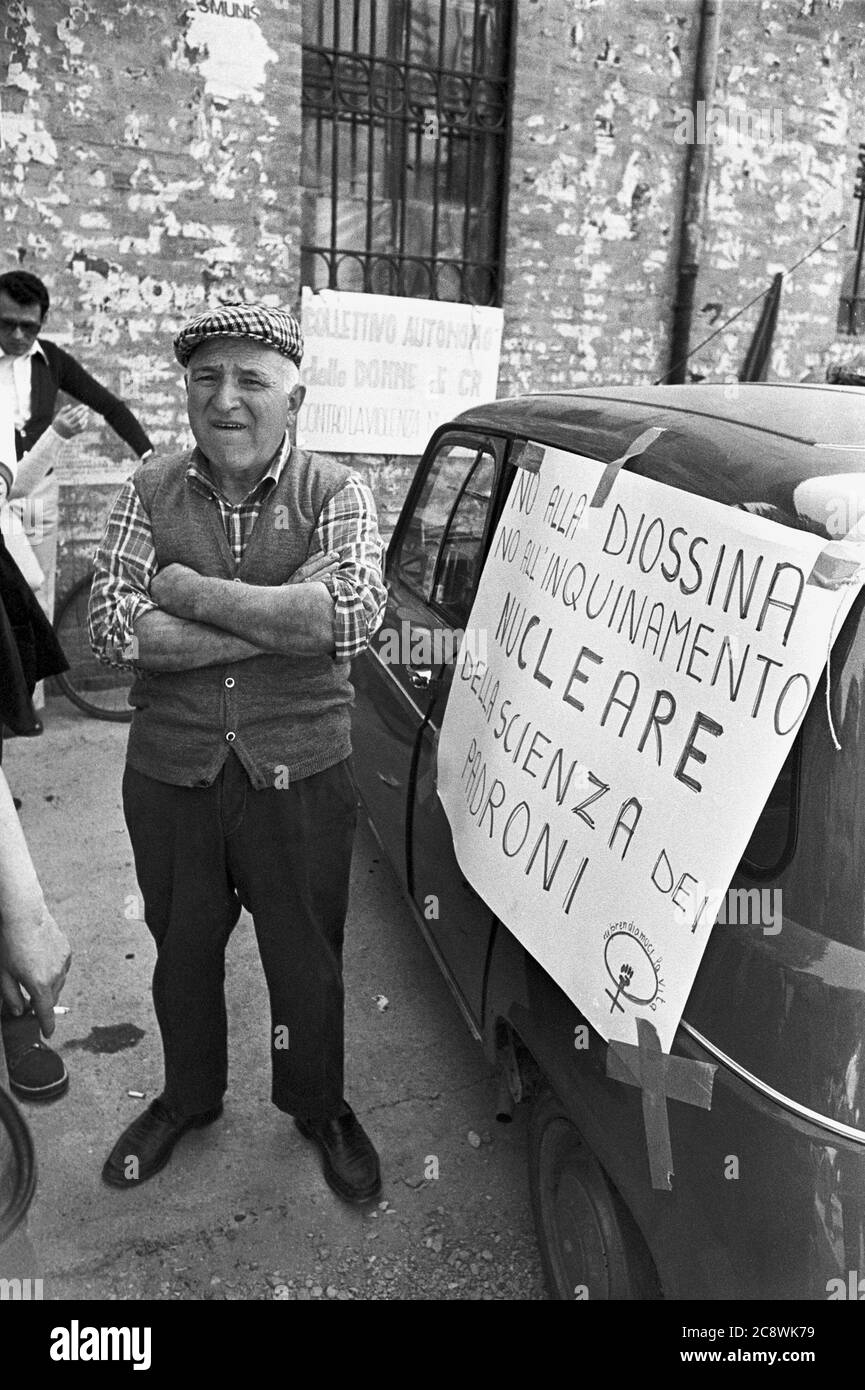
[301,0,511,305]
[393,437,496,619]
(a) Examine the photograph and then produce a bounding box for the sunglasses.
[0,317,41,337]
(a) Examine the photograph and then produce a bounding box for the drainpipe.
[662,0,724,384]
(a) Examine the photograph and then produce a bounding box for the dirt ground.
[4,702,546,1302]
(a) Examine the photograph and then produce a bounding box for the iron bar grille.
[838,142,865,335]
[301,0,511,305]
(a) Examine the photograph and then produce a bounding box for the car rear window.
[739,739,799,877]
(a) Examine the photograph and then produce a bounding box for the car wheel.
[528,1086,658,1300]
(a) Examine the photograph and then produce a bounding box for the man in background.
[0,269,153,717]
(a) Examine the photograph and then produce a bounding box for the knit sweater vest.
[126,447,355,790]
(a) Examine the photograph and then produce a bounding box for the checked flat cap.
[174,303,304,368]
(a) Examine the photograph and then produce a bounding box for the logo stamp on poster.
[603,921,665,1016]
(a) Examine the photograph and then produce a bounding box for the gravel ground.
[50,1190,546,1302]
[6,706,548,1303]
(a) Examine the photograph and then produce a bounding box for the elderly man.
[89,304,387,1204]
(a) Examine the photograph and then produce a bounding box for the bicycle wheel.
[53,571,134,722]
[0,1084,36,1249]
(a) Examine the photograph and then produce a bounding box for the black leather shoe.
[296,1103,382,1205]
[102,1096,223,1189]
[2,720,42,739]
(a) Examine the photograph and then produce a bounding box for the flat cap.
[174,302,304,368]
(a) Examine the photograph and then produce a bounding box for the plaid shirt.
[89,437,386,668]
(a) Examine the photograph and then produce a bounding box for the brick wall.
[696,0,865,383]
[501,0,865,395]
[7,0,865,588]
[500,0,696,395]
[1,0,303,584]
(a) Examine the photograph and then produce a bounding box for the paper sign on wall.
[297,288,503,454]
[437,445,864,1051]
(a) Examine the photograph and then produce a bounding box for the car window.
[739,735,798,876]
[392,439,496,625]
[431,452,496,627]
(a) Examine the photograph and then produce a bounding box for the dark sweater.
[125,449,356,790]
[0,527,68,733]
[15,339,152,461]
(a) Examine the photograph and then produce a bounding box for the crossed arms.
[89,468,387,673]
[132,552,341,670]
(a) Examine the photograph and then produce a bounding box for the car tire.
[528,1085,659,1301]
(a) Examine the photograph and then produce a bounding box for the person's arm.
[151,564,336,655]
[9,404,89,499]
[130,608,268,671]
[89,479,268,673]
[8,426,63,498]
[0,767,70,1035]
[53,343,153,457]
[151,475,387,659]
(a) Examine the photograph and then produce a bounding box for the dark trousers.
[122,754,358,1124]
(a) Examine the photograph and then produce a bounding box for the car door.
[351,429,505,1026]
[408,438,504,1026]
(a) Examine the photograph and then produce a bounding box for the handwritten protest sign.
[437,445,864,1050]
[297,288,503,454]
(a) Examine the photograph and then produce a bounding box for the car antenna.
[654,224,847,385]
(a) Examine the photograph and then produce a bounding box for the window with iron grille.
[837,143,865,335]
[301,0,511,306]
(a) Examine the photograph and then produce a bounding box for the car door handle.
[409,668,433,688]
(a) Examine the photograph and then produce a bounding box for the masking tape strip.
[511,440,546,474]
[637,1018,675,1191]
[807,545,865,590]
[809,550,865,748]
[607,1017,716,1191]
[590,426,667,508]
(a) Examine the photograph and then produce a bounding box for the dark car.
[351,383,865,1300]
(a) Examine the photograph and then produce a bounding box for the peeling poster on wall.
[185,2,276,103]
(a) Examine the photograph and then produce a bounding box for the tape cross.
[606,1017,717,1191]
